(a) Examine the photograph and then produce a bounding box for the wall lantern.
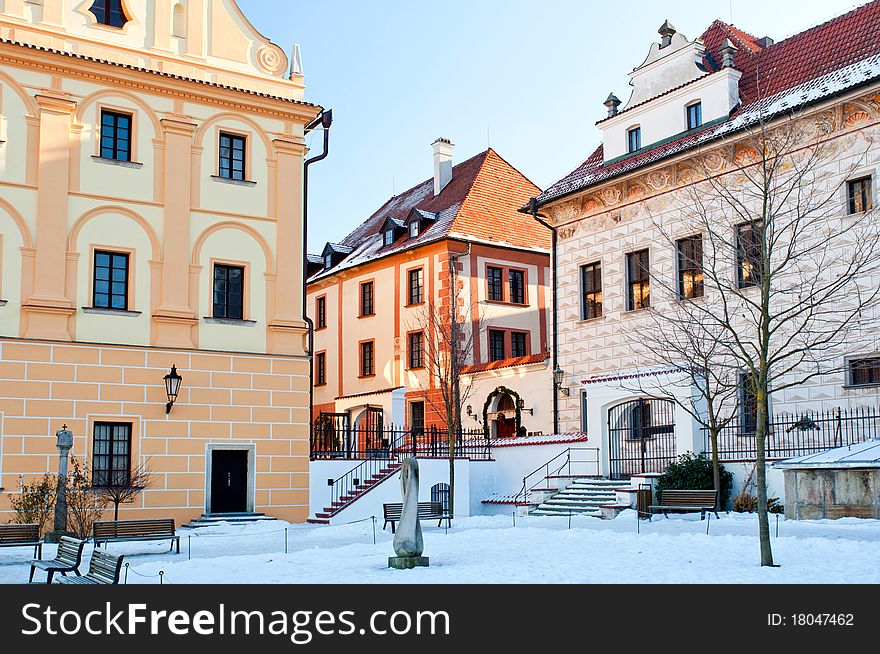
[553,366,571,397]
[164,365,183,414]
[517,398,534,416]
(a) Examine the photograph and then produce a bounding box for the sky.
[238,0,864,252]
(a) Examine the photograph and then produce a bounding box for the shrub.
[655,452,733,508]
[731,464,783,514]
[66,458,108,539]
[9,474,57,536]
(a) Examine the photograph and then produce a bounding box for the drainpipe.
[303,109,333,433]
[528,198,560,435]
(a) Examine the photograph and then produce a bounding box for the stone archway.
[483,386,523,439]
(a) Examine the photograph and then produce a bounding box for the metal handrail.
[329,429,410,509]
[514,447,600,506]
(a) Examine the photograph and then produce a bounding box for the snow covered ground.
[3,511,880,584]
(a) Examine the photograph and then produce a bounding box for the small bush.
[732,465,783,514]
[9,474,57,536]
[655,452,733,508]
[66,458,108,539]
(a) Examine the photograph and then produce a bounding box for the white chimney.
[432,137,454,196]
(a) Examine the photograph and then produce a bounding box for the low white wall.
[310,458,471,524]
[722,461,787,508]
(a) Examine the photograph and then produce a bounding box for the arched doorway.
[352,407,387,457]
[607,398,676,479]
[495,393,517,438]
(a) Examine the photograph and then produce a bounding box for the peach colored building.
[307,141,553,452]
[0,1,321,524]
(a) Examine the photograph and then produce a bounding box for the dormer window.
[384,229,395,246]
[627,127,642,153]
[324,254,333,270]
[410,222,420,239]
[90,0,130,28]
[686,102,702,130]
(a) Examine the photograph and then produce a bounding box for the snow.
[775,438,880,468]
[5,511,880,585]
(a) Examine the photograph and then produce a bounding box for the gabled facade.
[0,1,321,523]
[307,141,553,449]
[535,4,880,495]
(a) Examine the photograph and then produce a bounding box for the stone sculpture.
[389,458,429,569]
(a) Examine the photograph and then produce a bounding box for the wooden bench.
[93,519,180,553]
[649,489,719,520]
[29,536,86,584]
[0,524,42,558]
[383,502,450,533]
[57,549,124,585]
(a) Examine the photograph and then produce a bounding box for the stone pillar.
[268,138,308,356]
[23,93,77,342]
[153,116,198,348]
[45,425,75,544]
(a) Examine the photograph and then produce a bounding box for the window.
[627,127,642,153]
[489,330,506,362]
[89,0,129,28]
[100,110,132,162]
[219,132,246,181]
[677,235,704,299]
[487,266,504,302]
[360,281,374,317]
[511,332,528,358]
[93,251,129,310]
[360,341,375,377]
[408,268,424,305]
[626,249,650,311]
[324,254,333,270]
[736,221,763,288]
[849,357,880,386]
[509,269,525,305]
[580,262,603,320]
[411,401,425,436]
[847,177,873,214]
[316,296,326,329]
[408,332,424,369]
[92,423,131,487]
[410,222,420,239]
[686,102,702,130]
[739,373,758,435]
[315,352,326,386]
[384,229,395,247]
[213,264,244,320]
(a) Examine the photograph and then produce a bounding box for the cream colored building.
[0,1,321,524]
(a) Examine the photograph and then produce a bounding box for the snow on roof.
[489,432,588,448]
[774,439,880,469]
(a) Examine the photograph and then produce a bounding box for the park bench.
[29,536,86,584]
[649,489,720,520]
[93,519,180,553]
[56,549,124,585]
[383,501,450,533]
[0,524,42,558]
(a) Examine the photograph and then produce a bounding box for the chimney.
[432,137,454,196]
[604,93,621,118]
[719,38,738,68]
[757,36,774,48]
[290,43,303,78]
[658,20,676,48]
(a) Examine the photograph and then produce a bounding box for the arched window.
[431,483,450,514]
[172,3,187,38]
[90,0,130,28]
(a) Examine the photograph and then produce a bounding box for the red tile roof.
[537,1,880,205]
[462,352,550,375]
[310,149,548,282]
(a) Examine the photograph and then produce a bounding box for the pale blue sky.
[239,0,861,252]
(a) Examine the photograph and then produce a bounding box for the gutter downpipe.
[303,109,333,440]
[528,198,560,435]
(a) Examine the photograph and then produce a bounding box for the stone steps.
[531,477,625,519]
[184,513,277,529]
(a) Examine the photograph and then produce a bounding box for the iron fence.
[706,406,880,461]
[311,424,493,462]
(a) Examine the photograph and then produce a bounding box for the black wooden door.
[210,450,248,514]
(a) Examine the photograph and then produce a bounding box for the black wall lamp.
[517,398,534,415]
[164,365,183,414]
[553,366,571,397]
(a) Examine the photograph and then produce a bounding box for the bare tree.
[637,109,880,567]
[410,252,486,517]
[66,458,109,539]
[95,459,155,522]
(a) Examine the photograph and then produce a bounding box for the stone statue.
[388,458,429,569]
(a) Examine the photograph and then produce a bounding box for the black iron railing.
[311,424,493,462]
[706,406,880,462]
[514,447,600,506]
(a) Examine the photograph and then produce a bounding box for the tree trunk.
[755,386,775,566]
[447,422,456,518]
[113,500,120,522]
[709,427,722,510]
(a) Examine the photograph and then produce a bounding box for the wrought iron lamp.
[517,398,534,415]
[164,365,183,414]
[553,366,571,397]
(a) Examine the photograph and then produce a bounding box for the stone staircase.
[307,461,401,525]
[183,512,277,529]
[530,478,622,518]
